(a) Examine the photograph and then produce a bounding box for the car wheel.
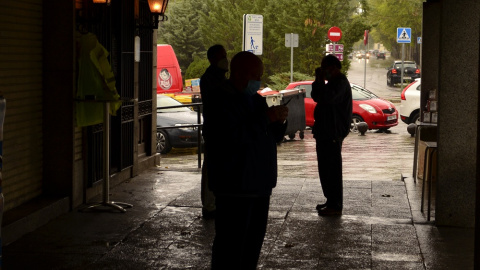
[350,115,364,133]
[288,133,295,140]
[411,112,420,125]
[387,76,391,86]
[156,130,172,154]
[299,131,305,140]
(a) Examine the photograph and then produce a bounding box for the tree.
[367,0,423,61]
[185,57,210,79]
[199,0,266,57]
[267,72,313,91]
[160,0,372,87]
[199,0,370,85]
[157,0,209,74]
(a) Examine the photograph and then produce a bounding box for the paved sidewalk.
[3,125,475,269]
[3,166,474,269]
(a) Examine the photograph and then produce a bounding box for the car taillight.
[392,69,397,74]
[415,69,420,74]
[401,81,417,100]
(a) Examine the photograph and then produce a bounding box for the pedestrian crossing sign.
[397,27,411,43]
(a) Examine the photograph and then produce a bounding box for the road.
[347,58,402,103]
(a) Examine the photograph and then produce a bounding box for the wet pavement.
[3,122,475,269]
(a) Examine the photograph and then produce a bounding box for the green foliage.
[157,0,209,73]
[367,0,423,59]
[199,0,263,58]
[267,72,314,91]
[184,57,210,80]
[160,0,374,84]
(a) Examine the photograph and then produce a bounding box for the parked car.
[286,81,398,132]
[399,79,421,125]
[156,94,203,154]
[376,52,386,60]
[387,60,421,86]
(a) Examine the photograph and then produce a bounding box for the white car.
[399,79,421,124]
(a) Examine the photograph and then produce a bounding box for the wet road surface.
[159,121,414,182]
[348,58,403,103]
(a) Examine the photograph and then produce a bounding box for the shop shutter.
[0,0,43,210]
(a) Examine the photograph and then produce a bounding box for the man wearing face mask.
[205,51,288,269]
[311,54,352,216]
[200,45,228,219]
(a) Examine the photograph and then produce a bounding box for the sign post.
[327,26,343,61]
[243,14,263,55]
[327,26,342,43]
[364,30,368,89]
[285,33,299,82]
[325,44,344,60]
[417,37,422,71]
[397,27,411,89]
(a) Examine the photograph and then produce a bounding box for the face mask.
[244,80,261,96]
[217,58,229,71]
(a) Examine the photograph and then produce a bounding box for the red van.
[157,44,183,94]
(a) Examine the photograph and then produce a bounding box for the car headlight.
[175,123,197,131]
[359,104,377,113]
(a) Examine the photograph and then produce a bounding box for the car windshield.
[351,85,378,100]
[394,63,417,69]
[157,95,192,113]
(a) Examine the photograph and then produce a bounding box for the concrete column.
[435,0,479,227]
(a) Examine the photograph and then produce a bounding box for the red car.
[286,81,398,132]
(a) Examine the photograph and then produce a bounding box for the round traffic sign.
[328,26,342,42]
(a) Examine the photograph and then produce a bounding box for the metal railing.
[156,102,203,168]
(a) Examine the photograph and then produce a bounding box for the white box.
[431,112,438,123]
[423,111,431,123]
[429,100,437,112]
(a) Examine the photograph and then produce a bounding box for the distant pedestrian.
[312,54,352,216]
[204,51,288,269]
[200,44,228,219]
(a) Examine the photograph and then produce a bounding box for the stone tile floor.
[3,125,475,269]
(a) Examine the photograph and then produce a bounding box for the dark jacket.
[311,73,352,140]
[200,65,226,139]
[204,80,286,197]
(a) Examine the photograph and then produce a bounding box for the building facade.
[0,0,160,243]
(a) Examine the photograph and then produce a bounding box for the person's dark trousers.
[211,195,270,270]
[201,145,216,215]
[315,138,343,210]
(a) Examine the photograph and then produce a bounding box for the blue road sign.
[397,27,411,43]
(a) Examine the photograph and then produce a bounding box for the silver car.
[156,95,203,154]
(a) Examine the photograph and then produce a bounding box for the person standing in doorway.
[199,45,228,219]
[311,54,352,216]
[204,51,288,269]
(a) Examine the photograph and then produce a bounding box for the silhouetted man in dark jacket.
[204,51,288,269]
[200,45,228,219]
[311,54,352,216]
